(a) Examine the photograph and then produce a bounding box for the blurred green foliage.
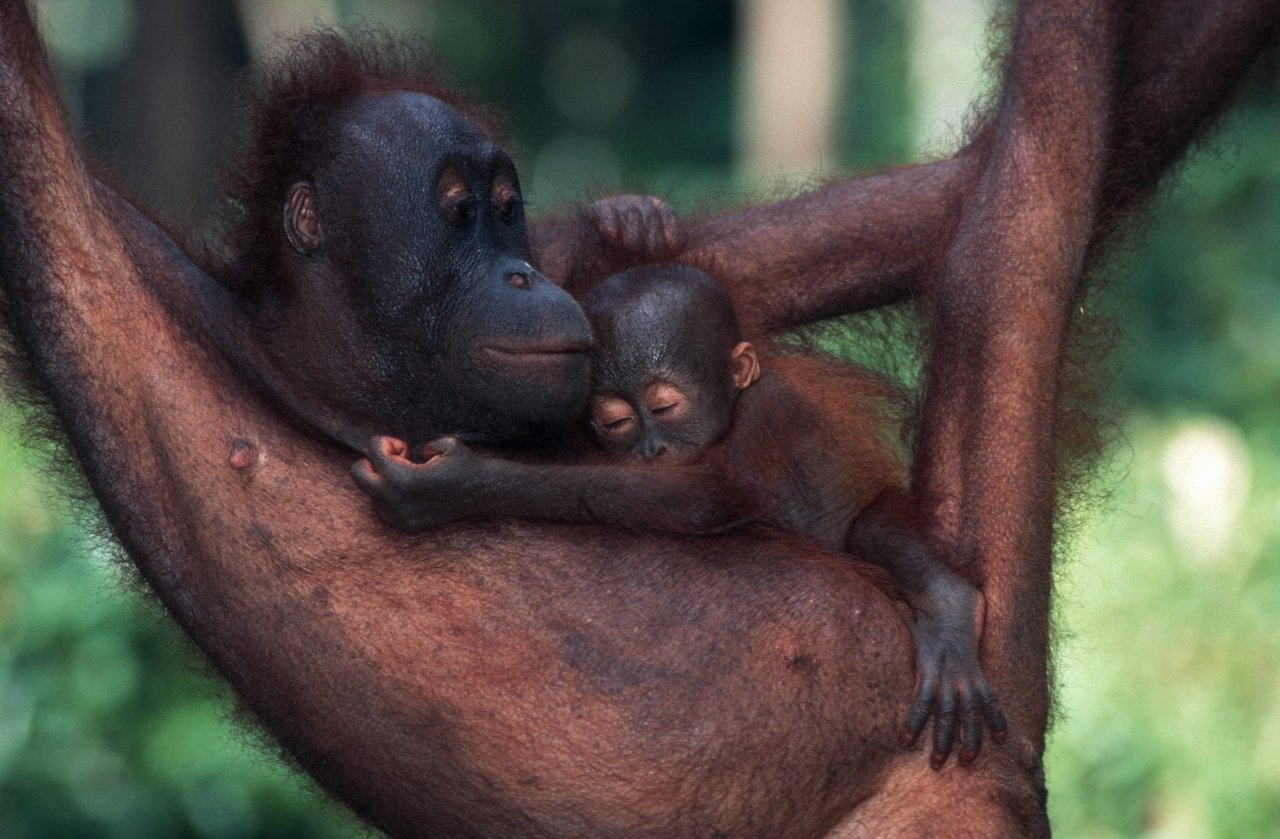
[0,426,361,836]
[3,1,1278,836]
[1046,92,1280,838]
[0,425,363,837]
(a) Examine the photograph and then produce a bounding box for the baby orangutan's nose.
[638,437,668,460]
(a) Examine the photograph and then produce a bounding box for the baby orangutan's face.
[589,341,760,463]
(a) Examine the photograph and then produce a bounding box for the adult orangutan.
[0,0,1275,836]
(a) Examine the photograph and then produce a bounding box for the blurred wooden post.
[737,0,841,180]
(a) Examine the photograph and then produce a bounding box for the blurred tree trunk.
[82,0,248,220]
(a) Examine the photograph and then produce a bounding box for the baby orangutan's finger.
[655,196,680,247]
[350,459,382,493]
[595,206,619,240]
[367,435,412,469]
[902,668,939,748]
[958,682,983,766]
[930,684,958,770]
[978,677,1008,744]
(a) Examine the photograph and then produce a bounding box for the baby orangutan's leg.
[849,488,1007,768]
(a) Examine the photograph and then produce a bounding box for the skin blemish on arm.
[561,631,669,695]
[229,438,260,471]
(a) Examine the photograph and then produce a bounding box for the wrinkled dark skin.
[357,265,1007,766]
[2,0,1277,835]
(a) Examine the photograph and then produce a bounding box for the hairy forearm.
[685,158,967,336]
[0,2,100,267]
[461,458,752,535]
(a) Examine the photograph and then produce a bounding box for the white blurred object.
[1160,418,1252,566]
[234,0,339,55]
[738,0,839,179]
[910,0,996,155]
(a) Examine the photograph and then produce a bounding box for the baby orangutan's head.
[580,264,760,463]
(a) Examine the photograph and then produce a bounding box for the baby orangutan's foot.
[901,586,1008,768]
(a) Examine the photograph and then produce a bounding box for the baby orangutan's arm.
[352,436,751,535]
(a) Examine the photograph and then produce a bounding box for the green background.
[2,1,1277,836]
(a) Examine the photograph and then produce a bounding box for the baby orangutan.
[354,264,1007,766]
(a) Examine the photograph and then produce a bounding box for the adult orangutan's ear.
[284,181,323,254]
[731,341,761,390]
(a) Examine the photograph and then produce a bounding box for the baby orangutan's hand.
[588,194,683,255]
[352,436,488,532]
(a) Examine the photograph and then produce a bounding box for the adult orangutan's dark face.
[278,91,592,446]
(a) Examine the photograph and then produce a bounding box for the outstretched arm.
[0,2,171,459]
[0,3,123,298]
[353,436,752,535]
[0,3,218,344]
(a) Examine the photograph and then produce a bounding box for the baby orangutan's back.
[716,352,908,552]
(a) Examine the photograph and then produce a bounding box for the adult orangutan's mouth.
[484,340,590,355]
[481,341,591,369]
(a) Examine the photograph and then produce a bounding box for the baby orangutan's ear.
[731,342,761,390]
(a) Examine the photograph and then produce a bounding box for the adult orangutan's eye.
[444,199,475,225]
[439,172,474,226]
[497,197,524,221]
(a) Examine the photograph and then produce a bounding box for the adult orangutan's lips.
[481,341,590,367]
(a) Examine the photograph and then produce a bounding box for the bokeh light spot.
[544,31,637,129]
[1160,418,1251,566]
[40,0,136,72]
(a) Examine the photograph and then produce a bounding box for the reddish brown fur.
[542,0,1274,339]
[748,351,907,522]
[1,0,1277,836]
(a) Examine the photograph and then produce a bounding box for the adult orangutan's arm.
[708,0,1276,337]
